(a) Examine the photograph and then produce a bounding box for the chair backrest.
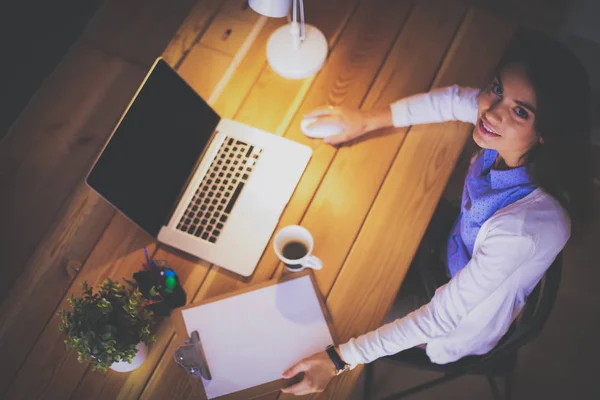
[480,252,563,363]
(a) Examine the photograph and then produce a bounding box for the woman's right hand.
[302,105,369,145]
[302,105,393,145]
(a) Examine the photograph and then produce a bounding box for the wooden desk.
[0,0,516,399]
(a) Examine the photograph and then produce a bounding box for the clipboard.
[172,270,337,399]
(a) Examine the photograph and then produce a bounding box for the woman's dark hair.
[496,31,593,232]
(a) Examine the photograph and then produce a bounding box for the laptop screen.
[87,59,220,236]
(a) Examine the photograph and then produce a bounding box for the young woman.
[280,34,593,396]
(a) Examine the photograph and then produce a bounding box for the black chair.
[363,252,563,400]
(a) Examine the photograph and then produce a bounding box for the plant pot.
[109,342,147,372]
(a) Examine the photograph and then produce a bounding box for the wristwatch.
[326,345,350,375]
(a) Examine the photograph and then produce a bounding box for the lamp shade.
[248,0,292,18]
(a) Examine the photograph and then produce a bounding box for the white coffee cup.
[274,225,323,272]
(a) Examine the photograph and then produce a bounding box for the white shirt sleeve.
[338,228,535,368]
[390,85,480,127]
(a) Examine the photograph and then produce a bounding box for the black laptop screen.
[87,59,220,236]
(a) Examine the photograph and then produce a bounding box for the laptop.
[86,58,312,277]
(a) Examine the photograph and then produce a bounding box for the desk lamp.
[249,0,328,79]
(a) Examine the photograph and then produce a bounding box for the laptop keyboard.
[177,136,262,243]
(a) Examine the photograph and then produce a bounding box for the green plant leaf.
[56,276,157,372]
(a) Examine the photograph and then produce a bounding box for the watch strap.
[326,345,348,374]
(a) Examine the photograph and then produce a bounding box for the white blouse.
[338,85,570,366]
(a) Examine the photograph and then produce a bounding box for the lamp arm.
[289,0,306,49]
[299,0,306,41]
[292,0,297,26]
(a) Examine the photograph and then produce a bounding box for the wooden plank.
[4,214,157,400]
[318,9,517,399]
[162,0,226,65]
[138,1,416,399]
[0,2,227,396]
[233,66,312,133]
[211,0,359,119]
[0,186,115,395]
[0,43,146,307]
[82,0,200,67]
[200,13,256,57]
[179,43,235,99]
[220,0,261,23]
[211,17,290,118]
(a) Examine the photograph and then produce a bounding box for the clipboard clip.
[174,330,212,380]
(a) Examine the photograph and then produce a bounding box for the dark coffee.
[282,241,308,261]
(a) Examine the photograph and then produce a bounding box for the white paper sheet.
[181,275,334,399]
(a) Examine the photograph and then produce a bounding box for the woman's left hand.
[280,351,337,395]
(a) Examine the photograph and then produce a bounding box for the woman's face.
[474,63,541,167]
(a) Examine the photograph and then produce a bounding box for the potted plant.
[58,278,156,373]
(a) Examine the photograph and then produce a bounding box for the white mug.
[274,225,323,272]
